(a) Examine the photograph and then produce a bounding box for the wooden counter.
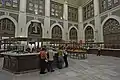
[1,52,40,74]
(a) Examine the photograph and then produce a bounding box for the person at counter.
[47,47,55,72]
[39,48,48,74]
[57,48,64,69]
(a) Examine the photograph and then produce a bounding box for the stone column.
[44,0,50,38]
[63,0,68,41]
[94,0,101,42]
[18,0,27,37]
[78,6,85,43]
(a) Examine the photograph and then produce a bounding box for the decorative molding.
[112,9,120,17]
[89,20,95,26]
[5,12,9,15]
[100,5,120,17]
[68,6,78,22]
[101,15,108,23]
[83,23,88,28]
[58,21,63,28]
[26,0,45,16]
[83,17,94,24]
[99,0,120,13]
[0,8,19,14]
[0,0,20,11]
[50,20,56,27]
[0,11,5,16]
[38,18,44,25]
[26,16,34,23]
[74,24,78,29]
[9,13,18,22]
[50,1,63,19]
[50,17,64,22]
[81,0,92,7]
[68,23,73,29]
[101,15,108,24]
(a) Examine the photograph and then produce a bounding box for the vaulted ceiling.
[51,0,88,8]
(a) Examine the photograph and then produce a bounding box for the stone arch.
[68,26,78,42]
[84,24,95,43]
[26,20,44,38]
[84,24,95,31]
[101,15,120,42]
[0,15,17,37]
[50,23,64,39]
[102,16,120,48]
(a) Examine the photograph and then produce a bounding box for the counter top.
[89,48,120,51]
[67,50,87,53]
[1,52,39,56]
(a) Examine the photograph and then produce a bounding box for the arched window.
[69,28,77,41]
[28,22,42,38]
[52,25,62,39]
[0,18,15,37]
[85,26,94,43]
[103,18,120,48]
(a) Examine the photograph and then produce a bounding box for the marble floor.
[0,54,120,80]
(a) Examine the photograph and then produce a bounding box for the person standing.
[63,49,68,68]
[39,48,48,74]
[87,46,90,54]
[97,47,101,56]
[47,47,55,72]
[57,48,64,69]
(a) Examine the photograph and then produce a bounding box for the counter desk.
[67,50,87,59]
[1,52,40,74]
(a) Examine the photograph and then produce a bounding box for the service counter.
[67,50,87,59]
[0,49,8,57]
[1,52,40,74]
[88,48,120,57]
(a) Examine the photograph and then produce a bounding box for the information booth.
[0,37,62,74]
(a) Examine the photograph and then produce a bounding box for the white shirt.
[48,49,54,61]
[63,50,68,56]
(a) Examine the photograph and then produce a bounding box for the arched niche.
[69,27,77,42]
[51,25,62,39]
[103,18,120,48]
[85,26,94,43]
[28,22,42,39]
[0,18,15,49]
[0,18,15,37]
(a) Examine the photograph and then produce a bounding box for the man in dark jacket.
[63,49,68,68]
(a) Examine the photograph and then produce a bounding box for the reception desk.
[67,50,87,59]
[2,52,40,74]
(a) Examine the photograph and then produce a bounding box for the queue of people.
[39,47,69,74]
